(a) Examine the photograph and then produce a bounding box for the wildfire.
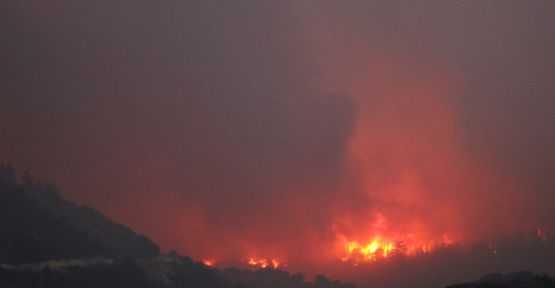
[339,235,451,262]
[247,257,280,269]
[335,214,455,263]
[341,237,395,261]
[202,214,462,267]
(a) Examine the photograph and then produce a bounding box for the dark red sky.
[1,0,554,275]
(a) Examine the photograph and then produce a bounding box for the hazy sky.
[1,0,554,278]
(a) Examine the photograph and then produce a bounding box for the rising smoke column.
[296,1,534,259]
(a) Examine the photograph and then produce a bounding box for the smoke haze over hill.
[1,1,554,285]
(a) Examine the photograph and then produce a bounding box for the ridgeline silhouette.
[0,163,354,288]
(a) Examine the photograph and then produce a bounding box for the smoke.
[1,0,554,284]
[295,1,539,248]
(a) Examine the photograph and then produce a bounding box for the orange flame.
[248,257,280,269]
[341,237,395,261]
[339,236,450,262]
[336,214,455,263]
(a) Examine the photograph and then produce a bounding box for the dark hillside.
[447,271,555,288]
[24,177,159,259]
[0,163,158,263]
[0,163,355,288]
[0,164,104,264]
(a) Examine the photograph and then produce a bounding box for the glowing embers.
[200,258,281,269]
[341,237,395,261]
[537,228,548,241]
[248,257,280,269]
[339,236,446,263]
[336,214,455,263]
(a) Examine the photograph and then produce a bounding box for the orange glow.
[247,257,280,269]
[339,236,450,263]
[336,214,455,263]
[202,259,214,266]
[340,237,394,261]
[443,234,453,245]
[537,228,548,241]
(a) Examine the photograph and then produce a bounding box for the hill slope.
[0,163,158,264]
[0,163,355,288]
[447,271,555,288]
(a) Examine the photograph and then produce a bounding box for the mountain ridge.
[0,163,355,288]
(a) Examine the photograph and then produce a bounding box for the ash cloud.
[1,0,554,281]
[0,1,356,260]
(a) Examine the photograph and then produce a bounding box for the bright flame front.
[335,214,455,263]
[339,235,451,263]
[248,257,280,269]
[342,237,395,261]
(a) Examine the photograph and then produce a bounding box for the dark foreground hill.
[0,163,354,288]
[447,271,555,288]
[0,163,159,264]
